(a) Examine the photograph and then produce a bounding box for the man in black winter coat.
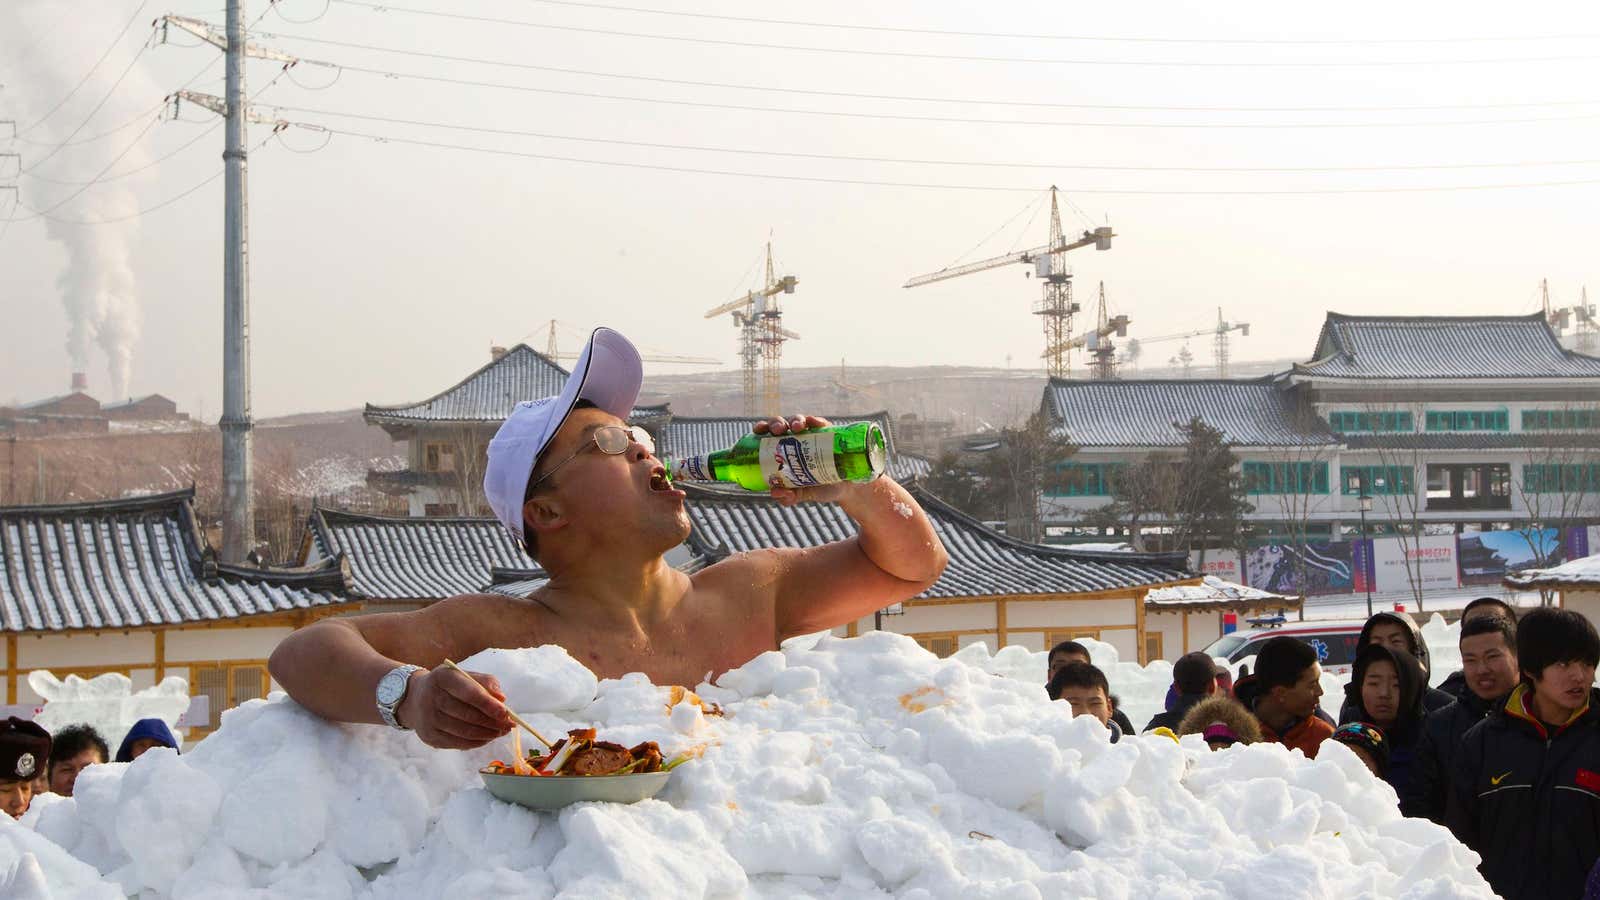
[1446,607,1600,900]
[1340,643,1428,800]
[1145,651,1219,733]
[1402,615,1518,821]
[1339,611,1453,721]
[1435,597,1520,703]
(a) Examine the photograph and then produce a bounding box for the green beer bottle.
[668,422,887,491]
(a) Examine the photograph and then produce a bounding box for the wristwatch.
[376,664,423,730]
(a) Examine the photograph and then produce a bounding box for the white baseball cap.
[483,326,643,546]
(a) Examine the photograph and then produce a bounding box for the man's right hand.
[396,667,513,750]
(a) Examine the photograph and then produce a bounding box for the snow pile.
[9,634,1492,898]
[29,672,190,754]
[1506,551,1600,587]
[1145,574,1294,605]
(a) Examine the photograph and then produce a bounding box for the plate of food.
[480,727,691,810]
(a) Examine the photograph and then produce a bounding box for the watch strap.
[377,664,423,731]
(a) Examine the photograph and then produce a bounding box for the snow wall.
[0,619,1492,898]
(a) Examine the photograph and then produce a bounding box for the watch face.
[377,670,406,706]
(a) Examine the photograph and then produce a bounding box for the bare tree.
[1084,454,1178,551]
[437,426,494,517]
[1258,413,1336,597]
[1512,402,1600,604]
[1359,399,1432,611]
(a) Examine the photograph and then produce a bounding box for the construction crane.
[541,321,719,366]
[904,186,1114,379]
[704,242,799,416]
[1040,282,1130,380]
[1135,308,1250,377]
[1542,278,1597,356]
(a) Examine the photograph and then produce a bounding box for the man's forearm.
[268,620,414,726]
[837,477,948,586]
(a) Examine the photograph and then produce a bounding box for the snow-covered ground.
[2,631,1492,898]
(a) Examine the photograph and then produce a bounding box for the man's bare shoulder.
[691,548,791,588]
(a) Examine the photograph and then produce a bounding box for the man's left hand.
[752,414,860,506]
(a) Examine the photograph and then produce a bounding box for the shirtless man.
[270,328,949,750]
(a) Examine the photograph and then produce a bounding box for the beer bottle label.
[759,433,839,488]
[670,455,714,482]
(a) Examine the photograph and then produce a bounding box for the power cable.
[234,33,1600,113]
[315,62,1600,130]
[489,0,1600,46]
[313,2,1600,67]
[15,133,274,226]
[22,37,156,172]
[248,106,1585,171]
[13,0,151,137]
[288,122,1600,195]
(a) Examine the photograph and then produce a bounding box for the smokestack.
[70,373,88,393]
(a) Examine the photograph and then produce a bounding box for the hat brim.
[515,328,643,542]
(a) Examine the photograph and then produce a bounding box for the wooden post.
[155,630,167,682]
[1135,593,1148,665]
[996,599,1008,649]
[5,635,15,704]
[1182,609,1190,654]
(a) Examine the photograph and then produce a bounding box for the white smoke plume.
[2,2,157,402]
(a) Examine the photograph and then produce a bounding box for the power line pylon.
[158,5,293,561]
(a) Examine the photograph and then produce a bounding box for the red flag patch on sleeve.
[1575,769,1600,792]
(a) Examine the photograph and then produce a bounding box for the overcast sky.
[3,0,1599,417]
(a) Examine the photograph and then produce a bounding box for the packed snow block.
[455,645,598,714]
[0,813,122,900]
[11,638,1495,898]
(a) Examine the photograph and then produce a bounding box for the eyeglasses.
[527,425,654,494]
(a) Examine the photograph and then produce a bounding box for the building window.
[1424,410,1510,432]
[1047,629,1102,647]
[913,634,960,658]
[1326,411,1413,433]
[1523,463,1600,493]
[1425,463,1512,510]
[1242,461,1329,495]
[1048,462,1125,497]
[1523,409,1600,431]
[1340,465,1413,496]
[1143,632,1164,664]
[423,443,459,472]
[188,662,270,738]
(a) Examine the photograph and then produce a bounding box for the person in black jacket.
[1144,651,1219,733]
[1403,614,1518,822]
[1436,597,1520,703]
[1340,643,1428,798]
[1447,606,1600,900]
[1339,612,1453,719]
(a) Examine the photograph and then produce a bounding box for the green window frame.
[1340,465,1413,495]
[1424,409,1510,432]
[1243,461,1329,495]
[1327,411,1413,433]
[1050,462,1123,497]
[1522,409,1600,431]
[1522,463,1600,493]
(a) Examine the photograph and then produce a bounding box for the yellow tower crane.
[904,186,1114,378]
[703,242,799,416]
[1040,282,1130,380]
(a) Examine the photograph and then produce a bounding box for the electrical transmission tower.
[158,5,293,562]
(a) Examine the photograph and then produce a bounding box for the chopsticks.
[440,658,553,750]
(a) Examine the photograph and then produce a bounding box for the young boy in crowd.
[1046,640,1135,735]
[1048,661,1123,743]
[1233,636,1334,758]
[1404,614,1518,822]
[1447,607,1600,900]
[0,718,51,820]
